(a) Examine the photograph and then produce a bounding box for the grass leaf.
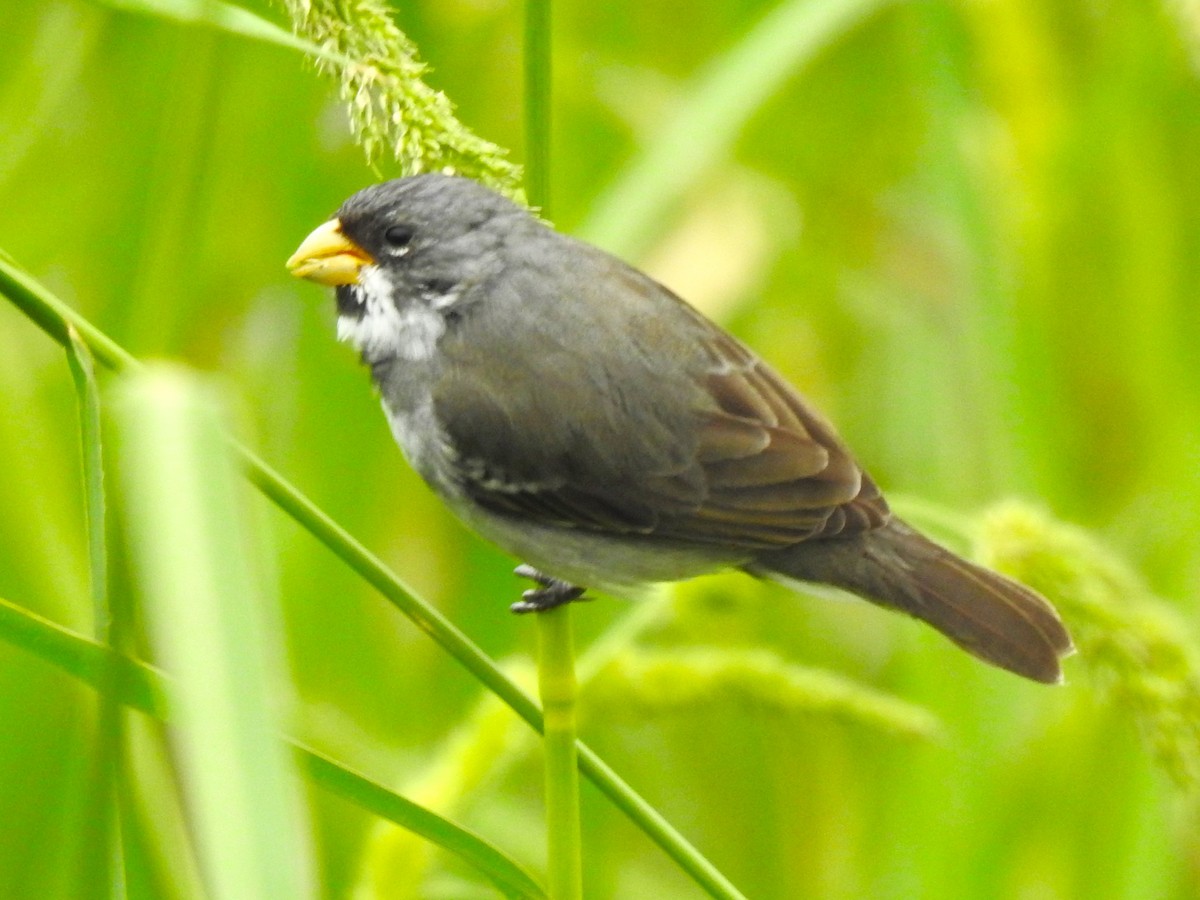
[111,366,316,900]
[0,595,547,898]
[89,0,341,62]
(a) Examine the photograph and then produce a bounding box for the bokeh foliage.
[2,0,1199,897]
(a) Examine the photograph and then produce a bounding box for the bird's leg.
[511,563,588,613]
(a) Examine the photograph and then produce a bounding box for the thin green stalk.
[237,445,544,727]
[523,3,577,894]
[0,598,168,718]
[93,0,354,65]
[524,0,552,214]
[0,253,138,372]
[65,328,126,900]
[299,747,546,900]
[536,607,582,900]
[65,329,109,642]
[0,254,746,900]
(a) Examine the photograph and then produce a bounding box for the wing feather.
[433,245,889,552]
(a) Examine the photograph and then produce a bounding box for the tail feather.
[751,518,1074,684]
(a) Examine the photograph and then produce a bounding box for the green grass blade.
[110,367,315,900]
[299,747,547,900]
[65,328,126,899]
[574,747,745,899]
[0,253,139,373]
[88,0,346,63]
[0,596,546,899]
[0,596,168,718]
[578,0,892,256]
[0,255,746,900]
[65,329,109,639]
[524,0,553,214]
[235,445,547,726]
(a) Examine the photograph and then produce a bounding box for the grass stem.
[536,606,582,899]
[523,0,552,215]
[65,328,126,899]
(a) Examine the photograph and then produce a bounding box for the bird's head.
[287,174,528,363]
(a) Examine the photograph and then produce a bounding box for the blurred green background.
[3,0,1200,896]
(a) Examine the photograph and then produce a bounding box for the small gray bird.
[287,173,1073,683]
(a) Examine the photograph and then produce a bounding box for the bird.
[287,173,1073,684]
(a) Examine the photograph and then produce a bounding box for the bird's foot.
[511,564,588,613]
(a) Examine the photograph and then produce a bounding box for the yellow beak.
[286,219,374,286]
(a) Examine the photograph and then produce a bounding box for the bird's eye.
[384,225,415,249]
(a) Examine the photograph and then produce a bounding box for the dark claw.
[511,565,588,613]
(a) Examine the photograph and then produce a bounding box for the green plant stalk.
[0,597,546,900]
[523,2,577,894]
[0,254,137,371]
[358,598,667,896]
[536,607,583,900]
[0,254,747,900]
[524,0,552,214]
[300,747,547,900]
[94,0,351,64]
[0,598,169,718]
[65,328,126,899]
[65,328,109,641]
[379,594,767,900]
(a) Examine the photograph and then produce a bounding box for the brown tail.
[750,518,1074,683]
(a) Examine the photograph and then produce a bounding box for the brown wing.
[436,333,888,554]
[431,235,888,551]
[651,327,890,547]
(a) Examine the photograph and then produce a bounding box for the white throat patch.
[336,264,446,362]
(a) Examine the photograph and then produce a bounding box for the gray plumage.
[316,173,1073,684]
